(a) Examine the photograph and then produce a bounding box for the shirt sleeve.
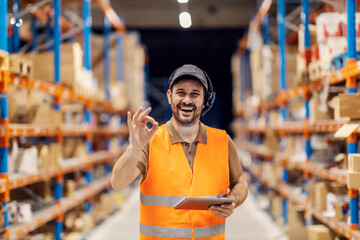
[228,135,243,187]
[136,143,150,178]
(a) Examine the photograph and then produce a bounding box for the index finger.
[132,107,143,123]
[138,107,152,122]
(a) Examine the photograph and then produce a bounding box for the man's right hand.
[127,107,159,151]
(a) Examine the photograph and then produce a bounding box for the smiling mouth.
[179,107,194,113]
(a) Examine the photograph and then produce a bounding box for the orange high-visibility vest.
[140,124,229,240]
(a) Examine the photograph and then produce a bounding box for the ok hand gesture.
[127,107,159,151]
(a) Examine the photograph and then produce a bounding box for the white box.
[318,37,347,60]
[316,13,342,43]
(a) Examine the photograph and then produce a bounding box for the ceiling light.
[179,12,192,28]
[177,0,189,3]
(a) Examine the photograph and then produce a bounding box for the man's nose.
[182,94,192,104]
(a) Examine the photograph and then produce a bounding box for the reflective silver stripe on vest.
[140,193,186,207]
[194,223,225,238]
[140,223,192,238]
[140,223,225,239]
[140,193,227,207]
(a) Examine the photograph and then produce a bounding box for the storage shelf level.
[8,177,111,240]
[0,150,123,193]
[1,124,128,137]
[236,140,347,185]
[245,163,360,239]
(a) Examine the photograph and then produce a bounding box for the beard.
[171,101,202,127]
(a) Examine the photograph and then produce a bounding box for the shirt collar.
[166,118,207,145]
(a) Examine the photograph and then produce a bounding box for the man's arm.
[227,175,248,207]
[209,135,248,218]
[111,145,142,190]
[111,107,158,190]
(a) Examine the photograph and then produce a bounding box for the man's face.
[167,79,205,127]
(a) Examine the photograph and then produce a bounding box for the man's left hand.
[209,202,235,219]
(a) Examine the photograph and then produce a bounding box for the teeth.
[181,108,193,111]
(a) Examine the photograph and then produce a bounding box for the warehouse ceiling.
[90,0,258,29]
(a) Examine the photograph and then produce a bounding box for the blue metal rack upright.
[346,0,359,232]
[301,0,313,227]
[53,0,63,239]
[0,0,10,237]
[103,14,112,184]
[83,0,94,214]
[277,0,288,226]
[12,0,20,53]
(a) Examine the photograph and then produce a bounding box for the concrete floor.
[89,187,288,240]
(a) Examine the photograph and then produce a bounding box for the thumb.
[149,121,159,134]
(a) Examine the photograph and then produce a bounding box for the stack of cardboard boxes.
[92,32,146,112]
[347,153,360,189]
[26,42,98,99]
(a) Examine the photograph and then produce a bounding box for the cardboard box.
[38,145,51,170]
[337,94,360,119]
[9,54,33,77]
[31,104,52,125]
[334,201,349,221]
[314,182,328,210]
[73,141,86,158]
[349,154,360,171]
[307,225,333,240]
[30,181,52,201]
[110,82,128,111]
[39,143,62,169]
[8,86,30,123]
[26,42,83,89]
[0,49,9,70]
[49,143,62,168]
[14,147,38,174]
[271,45,298,94]
[288,203,307,240]
[330,182,347,195]
[271,195,282,217]
[310,91,333,123]
[347,171,360,188]
[65,180,76,197]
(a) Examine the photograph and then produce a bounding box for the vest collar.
[166,118,207,145]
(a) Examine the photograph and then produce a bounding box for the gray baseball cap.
[168,64,208,91]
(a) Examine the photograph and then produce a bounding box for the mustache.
[176,103,197,109]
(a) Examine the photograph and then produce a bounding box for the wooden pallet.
[308,60,330,81]
[0,49,9,71]
[9,54,33,77]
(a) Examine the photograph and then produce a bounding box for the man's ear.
[166,89,172,105]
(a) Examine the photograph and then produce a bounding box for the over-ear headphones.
[201,71,216,116]
[168,64,216,116]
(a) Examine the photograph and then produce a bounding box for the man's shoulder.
[202,124,226,133]
[202,124,228,139]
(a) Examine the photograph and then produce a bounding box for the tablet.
[174,197,235,210]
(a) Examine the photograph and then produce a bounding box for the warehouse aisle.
[89,188,288,240]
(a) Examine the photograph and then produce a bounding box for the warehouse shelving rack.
[235,0,360,239]
[0,0,131,239]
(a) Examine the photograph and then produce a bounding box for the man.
[111,64,248,239]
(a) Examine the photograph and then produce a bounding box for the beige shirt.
[136,119,243,188]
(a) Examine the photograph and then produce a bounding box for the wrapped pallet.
[26,42,83,89]
[124,33,145,110]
